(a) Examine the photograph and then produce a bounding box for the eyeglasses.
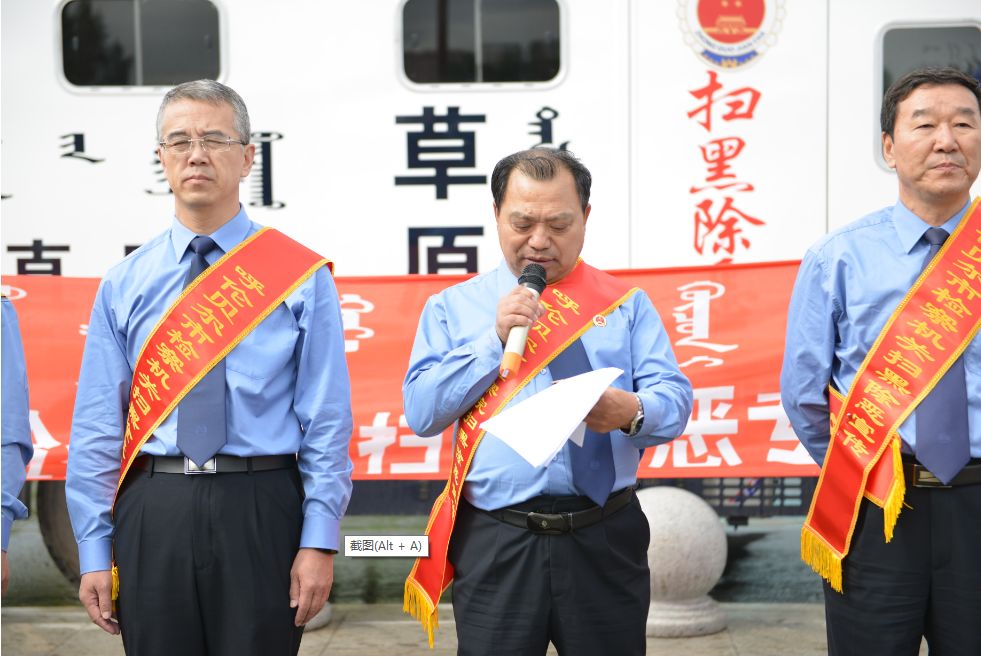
[158,137,245,154]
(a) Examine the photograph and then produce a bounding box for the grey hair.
[156,79,251,143]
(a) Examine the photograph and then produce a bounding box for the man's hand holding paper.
[479,367,623,468]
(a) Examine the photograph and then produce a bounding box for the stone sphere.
[304,602,333,631]
[637,486,727,601]
[637,486,728,636]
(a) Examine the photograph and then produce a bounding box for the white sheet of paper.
[479,367,622,468]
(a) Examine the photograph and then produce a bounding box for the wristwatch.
[623,394,645,437]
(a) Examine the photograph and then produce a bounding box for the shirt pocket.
[225,302,298,379]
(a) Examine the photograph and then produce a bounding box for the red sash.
[403,261,638,647]
[802,198,981,592]
[109,228,331,602]
[115,228,331,500]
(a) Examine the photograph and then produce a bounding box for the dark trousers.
[823,482,981,655]
[449,493,650,656]
[114,466,305,655]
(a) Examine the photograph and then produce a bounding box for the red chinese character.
[700,137,745,181]
[687,71,761,132]
[693,196,764,258]
[689,137,755,194]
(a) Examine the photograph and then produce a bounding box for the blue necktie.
[548,339,615,506]
[914,227,970,484]
[176,236,227,467]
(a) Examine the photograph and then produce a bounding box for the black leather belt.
[902,458,981,488]
[133,454,296,475]
[484,488,634,534]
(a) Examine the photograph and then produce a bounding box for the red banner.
[2,259,819,482]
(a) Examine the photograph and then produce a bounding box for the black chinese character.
[7,240,71,275]
[395,107,486,199]
[60,133,105,163]
[529,107,569,150]
[408,227,483,274]
[145,149,172,196]
[249,132,285,209]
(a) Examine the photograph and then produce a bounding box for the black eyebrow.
[163,129,231,141]
[508,211,575,222]
[909,106,979,121]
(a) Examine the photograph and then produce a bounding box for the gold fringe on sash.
[110,563,120,615]
[404,579,438,649]
[800,526,843,593]
[801,440,905,594]
[881,439,906,543]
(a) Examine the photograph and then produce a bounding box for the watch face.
[629,398,644,435]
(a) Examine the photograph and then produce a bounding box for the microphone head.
[518,263,547,294]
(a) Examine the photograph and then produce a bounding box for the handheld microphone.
[500,263,547,379]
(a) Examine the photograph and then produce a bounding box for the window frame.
[396,0,568,92]
[55,0,227,94]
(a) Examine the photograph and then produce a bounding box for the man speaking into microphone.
[402,148,692,655]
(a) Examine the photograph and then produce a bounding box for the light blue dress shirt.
[403,262,693,511]
[781,200,980,465]
[66,208,353,574]
[2,297,34,552]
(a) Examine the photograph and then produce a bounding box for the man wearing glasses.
[66,80,353,655]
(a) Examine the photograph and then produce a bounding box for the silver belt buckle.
[911,464,951,488]
[184,456,217,474]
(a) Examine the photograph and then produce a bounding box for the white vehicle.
[2,0,978,582]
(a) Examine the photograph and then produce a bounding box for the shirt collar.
[169,205,251,261]
[495,259,520,292]
[497,259,518,281]
[893,199,972,254]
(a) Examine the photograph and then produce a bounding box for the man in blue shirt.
[404,148,692,654]
[2,296,34,596]
[782,68,981,654]
[66,80,353,654]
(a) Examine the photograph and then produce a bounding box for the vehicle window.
[62,0,220,87]
[403,0,560,84]
[881,24,981,94]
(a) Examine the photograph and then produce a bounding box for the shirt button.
[590,460,599,470]
[540,369,548,376]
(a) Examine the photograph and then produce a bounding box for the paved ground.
[4,512,825,606]
[1,601,830,656]
[2,514,838,655]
